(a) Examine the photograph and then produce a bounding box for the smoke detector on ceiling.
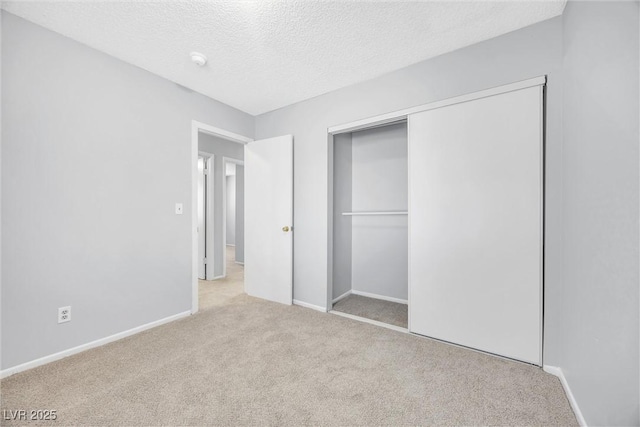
[190,52,207,67]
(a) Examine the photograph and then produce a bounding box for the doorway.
[197,153,214,281]
[222,158,245,273]
[197,138,246,310]
[191,121,252,313]
[191,121,295,314]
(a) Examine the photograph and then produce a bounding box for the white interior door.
[244,135,293,305]
[197,156,206,280]
[408,85,543,365]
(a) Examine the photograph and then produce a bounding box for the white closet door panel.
[408,86,543,365]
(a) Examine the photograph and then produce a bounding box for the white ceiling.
[2,1,566,115]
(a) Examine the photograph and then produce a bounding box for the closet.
[331,122,409,329]
[329,77,544,365]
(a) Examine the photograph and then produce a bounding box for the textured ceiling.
[2,1,566,115]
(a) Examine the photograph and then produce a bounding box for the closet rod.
[342,211,408,216]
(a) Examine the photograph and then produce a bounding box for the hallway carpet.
[1,292,577,425]
[198,245,244,311]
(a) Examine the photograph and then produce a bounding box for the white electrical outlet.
[58,306,71,324]
[175,203,183,215]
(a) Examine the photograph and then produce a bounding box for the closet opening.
[329,120,409,331]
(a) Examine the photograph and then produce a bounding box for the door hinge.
[203,169,209,175]
[203,257,208,264]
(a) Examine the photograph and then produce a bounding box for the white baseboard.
[0,311,191,379]
[329,310,409,333]
[543,365,587,426]
[332,290,352,304]
[293,299,327,313]
[351,289,408,305]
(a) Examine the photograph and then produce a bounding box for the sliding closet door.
[408,85,543,365]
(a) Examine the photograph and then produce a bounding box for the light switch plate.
[175,203,183,215]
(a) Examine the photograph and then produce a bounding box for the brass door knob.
[282,226,290,232]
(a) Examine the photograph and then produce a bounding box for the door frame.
[198,151,215,281]
[191,120,253,314]
[222,157,245,276]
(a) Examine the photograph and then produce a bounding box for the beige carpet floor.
[1,262,577,426]
[198,246,244,311]
[333,294,408,328]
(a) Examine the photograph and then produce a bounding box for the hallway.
[199,246,244,310]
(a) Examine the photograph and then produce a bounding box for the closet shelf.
[342,211,408,216]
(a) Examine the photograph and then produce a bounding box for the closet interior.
[331,122,409,329]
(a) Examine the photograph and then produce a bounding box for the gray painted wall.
[561,2,639,425]
[235,165,244,264]
[255,16,564,365]
[332,133,353,300]
[1,12,253,370]
[198,133,244,277]
[351,124,407,300]
[226,175,236,246]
